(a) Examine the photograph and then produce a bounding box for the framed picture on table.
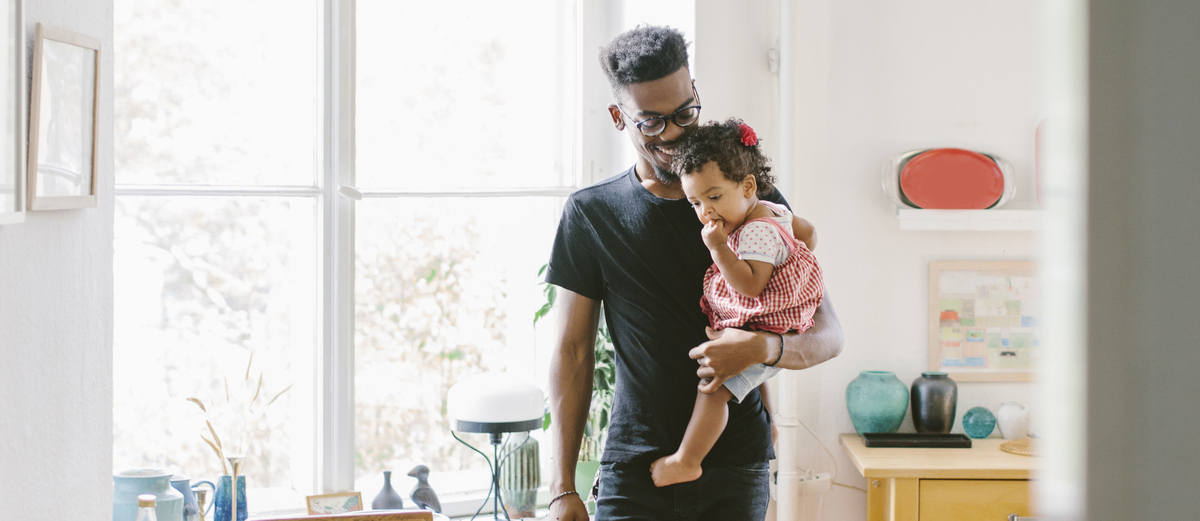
[306,491,364,515]
[0,0,24,225]
[26,22,101,211]
[929,261,1039,382]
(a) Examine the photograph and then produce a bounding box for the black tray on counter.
[860,433,972,448]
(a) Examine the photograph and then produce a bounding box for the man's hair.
[672,118,776,195]
[599,25,690,98]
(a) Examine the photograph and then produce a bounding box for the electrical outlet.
[798,472,832,496]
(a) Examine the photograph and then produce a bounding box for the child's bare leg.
[650,385,734,487]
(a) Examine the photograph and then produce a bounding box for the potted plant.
[534,265,615,511]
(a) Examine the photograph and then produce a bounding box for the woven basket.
[1000,437,1035,456]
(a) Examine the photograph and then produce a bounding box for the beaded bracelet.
[548,490,579,510]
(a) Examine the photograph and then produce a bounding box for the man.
[546,26,843,520]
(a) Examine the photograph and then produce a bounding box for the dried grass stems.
[188,353,293,476]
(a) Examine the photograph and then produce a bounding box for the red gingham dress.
[700,204,824,334]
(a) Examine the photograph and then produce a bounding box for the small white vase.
[996,402,1030,439]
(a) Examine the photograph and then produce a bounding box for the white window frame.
[319,0,582,509]
[115,0,591,515]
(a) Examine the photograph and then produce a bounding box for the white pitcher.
[996,401,1031,439]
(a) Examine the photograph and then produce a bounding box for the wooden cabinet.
[840,434,1036,521]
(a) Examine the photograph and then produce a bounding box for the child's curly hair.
[671,118,775,196]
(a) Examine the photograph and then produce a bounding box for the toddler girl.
[650,119,824,487]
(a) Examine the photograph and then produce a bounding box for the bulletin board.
[929,261,1038,382]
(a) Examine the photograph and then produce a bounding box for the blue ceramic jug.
[213,475,247,521]
[845,370,909,434]
[171,475,204,521]
[114,469,184,521]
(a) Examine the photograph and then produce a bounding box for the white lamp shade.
[447,372,544,432]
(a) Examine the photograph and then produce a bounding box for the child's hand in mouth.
[701,219,728,250]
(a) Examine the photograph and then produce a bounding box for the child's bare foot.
[650,453,703,487]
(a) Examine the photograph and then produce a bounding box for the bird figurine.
[407,464,442,513]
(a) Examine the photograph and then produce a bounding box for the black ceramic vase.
[371,470,405,510]
[910,372,958,434]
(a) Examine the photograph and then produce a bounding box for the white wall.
[0,1,114,520]
[696,1,1041,518]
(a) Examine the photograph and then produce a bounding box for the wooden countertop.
[839,433,1037,480]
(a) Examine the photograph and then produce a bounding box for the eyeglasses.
[619,86,702,137]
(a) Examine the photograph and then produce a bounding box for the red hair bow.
[739,123,758,146]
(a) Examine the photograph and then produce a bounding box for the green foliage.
[536,264,616,462]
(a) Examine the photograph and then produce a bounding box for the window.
[351,0,576,507]
[113,0,577,515]
[112,0,319,511]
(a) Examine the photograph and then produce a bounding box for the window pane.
[113,196,316,499]
[354,197,562,495]
[355,1,575,190]
[113,0,317,186]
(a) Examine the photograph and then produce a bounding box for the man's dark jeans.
[594,460,770,520]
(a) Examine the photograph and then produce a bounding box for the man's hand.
[549,493,590,521]
[689,327,769,393]
[700,219,728,250]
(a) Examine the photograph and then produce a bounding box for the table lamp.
[447,372,544,520]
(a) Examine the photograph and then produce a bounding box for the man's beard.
[651,164,680,184]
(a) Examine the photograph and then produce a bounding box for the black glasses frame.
[619,84,702,137]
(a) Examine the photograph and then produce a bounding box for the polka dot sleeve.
[736,220,787,266]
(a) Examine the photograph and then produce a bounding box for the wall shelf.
[896,208,1042,231]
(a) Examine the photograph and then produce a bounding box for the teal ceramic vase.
[963,406,997,438]
[846,370,909,434]
[114,469,185,521]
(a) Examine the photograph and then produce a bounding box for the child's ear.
[743,175,758,197]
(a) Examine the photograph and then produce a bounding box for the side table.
[839,433,1036,521]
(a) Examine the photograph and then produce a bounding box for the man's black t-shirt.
[546,166,787,466]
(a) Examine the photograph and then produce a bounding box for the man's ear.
[608,104,625,130]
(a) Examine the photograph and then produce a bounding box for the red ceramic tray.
[899,148,1005,209]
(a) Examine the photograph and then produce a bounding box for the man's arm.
[548,288,601,520]
[691,290,844,393]
[792,214,817,251]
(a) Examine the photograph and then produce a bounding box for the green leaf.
[533,302,553,326]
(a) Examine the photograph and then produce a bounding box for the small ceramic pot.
[371,470,405,510]
[996,402,1031,439]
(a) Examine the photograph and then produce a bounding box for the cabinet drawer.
[919,479,1032,521]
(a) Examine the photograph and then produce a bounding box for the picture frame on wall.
[26,22,100,211]
[0,0,24,225]
[929,260,1039,382]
